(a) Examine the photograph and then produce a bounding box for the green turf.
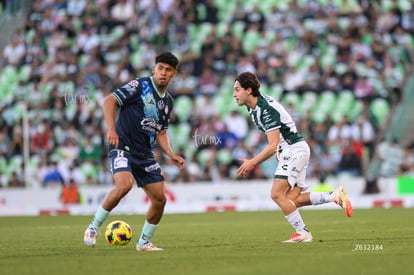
[0,208,413,275]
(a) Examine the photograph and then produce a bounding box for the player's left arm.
[156,130,185,170]
[237,129,280,178]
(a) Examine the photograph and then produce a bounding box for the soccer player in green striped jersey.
[233,72,352,243]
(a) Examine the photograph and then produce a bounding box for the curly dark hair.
[155,52,179,69]
[234,72,261,97]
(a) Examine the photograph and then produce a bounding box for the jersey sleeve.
[111,79,141,106]
[262,107,280,133]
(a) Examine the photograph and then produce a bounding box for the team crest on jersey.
[128,79,139,88]
[157,100,165,109]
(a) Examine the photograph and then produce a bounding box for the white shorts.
[274,141,310,190]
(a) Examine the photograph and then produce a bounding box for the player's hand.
[107,128,119,148]
[237,158,255,178]
[171,155,185,170]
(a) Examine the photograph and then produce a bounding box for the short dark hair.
[155,52,179,69]
[234,72,261,97]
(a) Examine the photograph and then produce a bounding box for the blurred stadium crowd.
[1,0,414,189]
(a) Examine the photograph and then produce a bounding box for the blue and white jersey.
[110,76,174,159]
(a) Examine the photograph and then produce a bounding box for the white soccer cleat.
[334,186,353,217]
[283,231,313,243]
[136,241,164,252]
[83,227,98,247]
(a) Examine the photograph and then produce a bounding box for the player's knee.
[286,194,300,207]
[152,195,167,207]
[117,184,133,196]
[114,172,134,191]
[290,198,301,207]
[271,190,285,204]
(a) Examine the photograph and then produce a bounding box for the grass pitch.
[0,208,413,275]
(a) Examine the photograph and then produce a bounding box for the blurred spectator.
[163,157,181,183]
[76,25,100,54]
[31,119,54,155]
[108,0,134,27]
[38,6,55,37]
[43,161,65,188]
[283,66,305,93]
[327,117,353,144]
[340,70,357,91]
[171,69,198,98]
[377,138,405,177]
[224,110,248,140]
[235,55,256,74]
[336,143,363,177]
[116,55,135,85]
[314,149,338,177]
[8,171,24,188]
[321,65,340,92]
[0,171,7,188]
[60,178,81,204]
[83,50,104,87]
[355,110,376,159]
[2,35,25,67]
[197,66,219,97]
[62,164,84,186]
[59,137,80,167]
[242,4,265,32]
[354,76,375,102]
[35,155,49,187]
[186,154,202,183]
[9,125,23,157]
[67,0,87,16]
[400,144,414,176]
[203,0,219,24]
[79,135,102,162]
[97,165,113,186]
[194,96,218,120]
[0,129,10,157]
[311,172,333,192]
[217,124,238,150]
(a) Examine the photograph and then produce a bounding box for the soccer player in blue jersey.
[233,72,352,243]
[84,52,185,251]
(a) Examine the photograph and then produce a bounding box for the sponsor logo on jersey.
[114,157,128,169]
[141,117,163,132]
[145,162,161,172]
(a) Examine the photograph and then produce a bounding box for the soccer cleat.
[83,227,98,247]
[283,231,313,243]
[136,241,164,252]
[334,186,353,217]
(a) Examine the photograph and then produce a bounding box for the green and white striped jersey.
[248,94,304,150]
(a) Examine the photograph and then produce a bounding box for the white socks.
[309,192,334,205]
[285,209,308,234]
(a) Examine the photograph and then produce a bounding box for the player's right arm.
[103,94,119,148]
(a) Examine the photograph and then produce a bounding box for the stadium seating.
[369,98,391,126]
[0,0,413,187]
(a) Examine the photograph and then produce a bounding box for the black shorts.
[109,149,164,187]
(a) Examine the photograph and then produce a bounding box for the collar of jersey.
[250,94,263,111]
[150,76,166,98]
